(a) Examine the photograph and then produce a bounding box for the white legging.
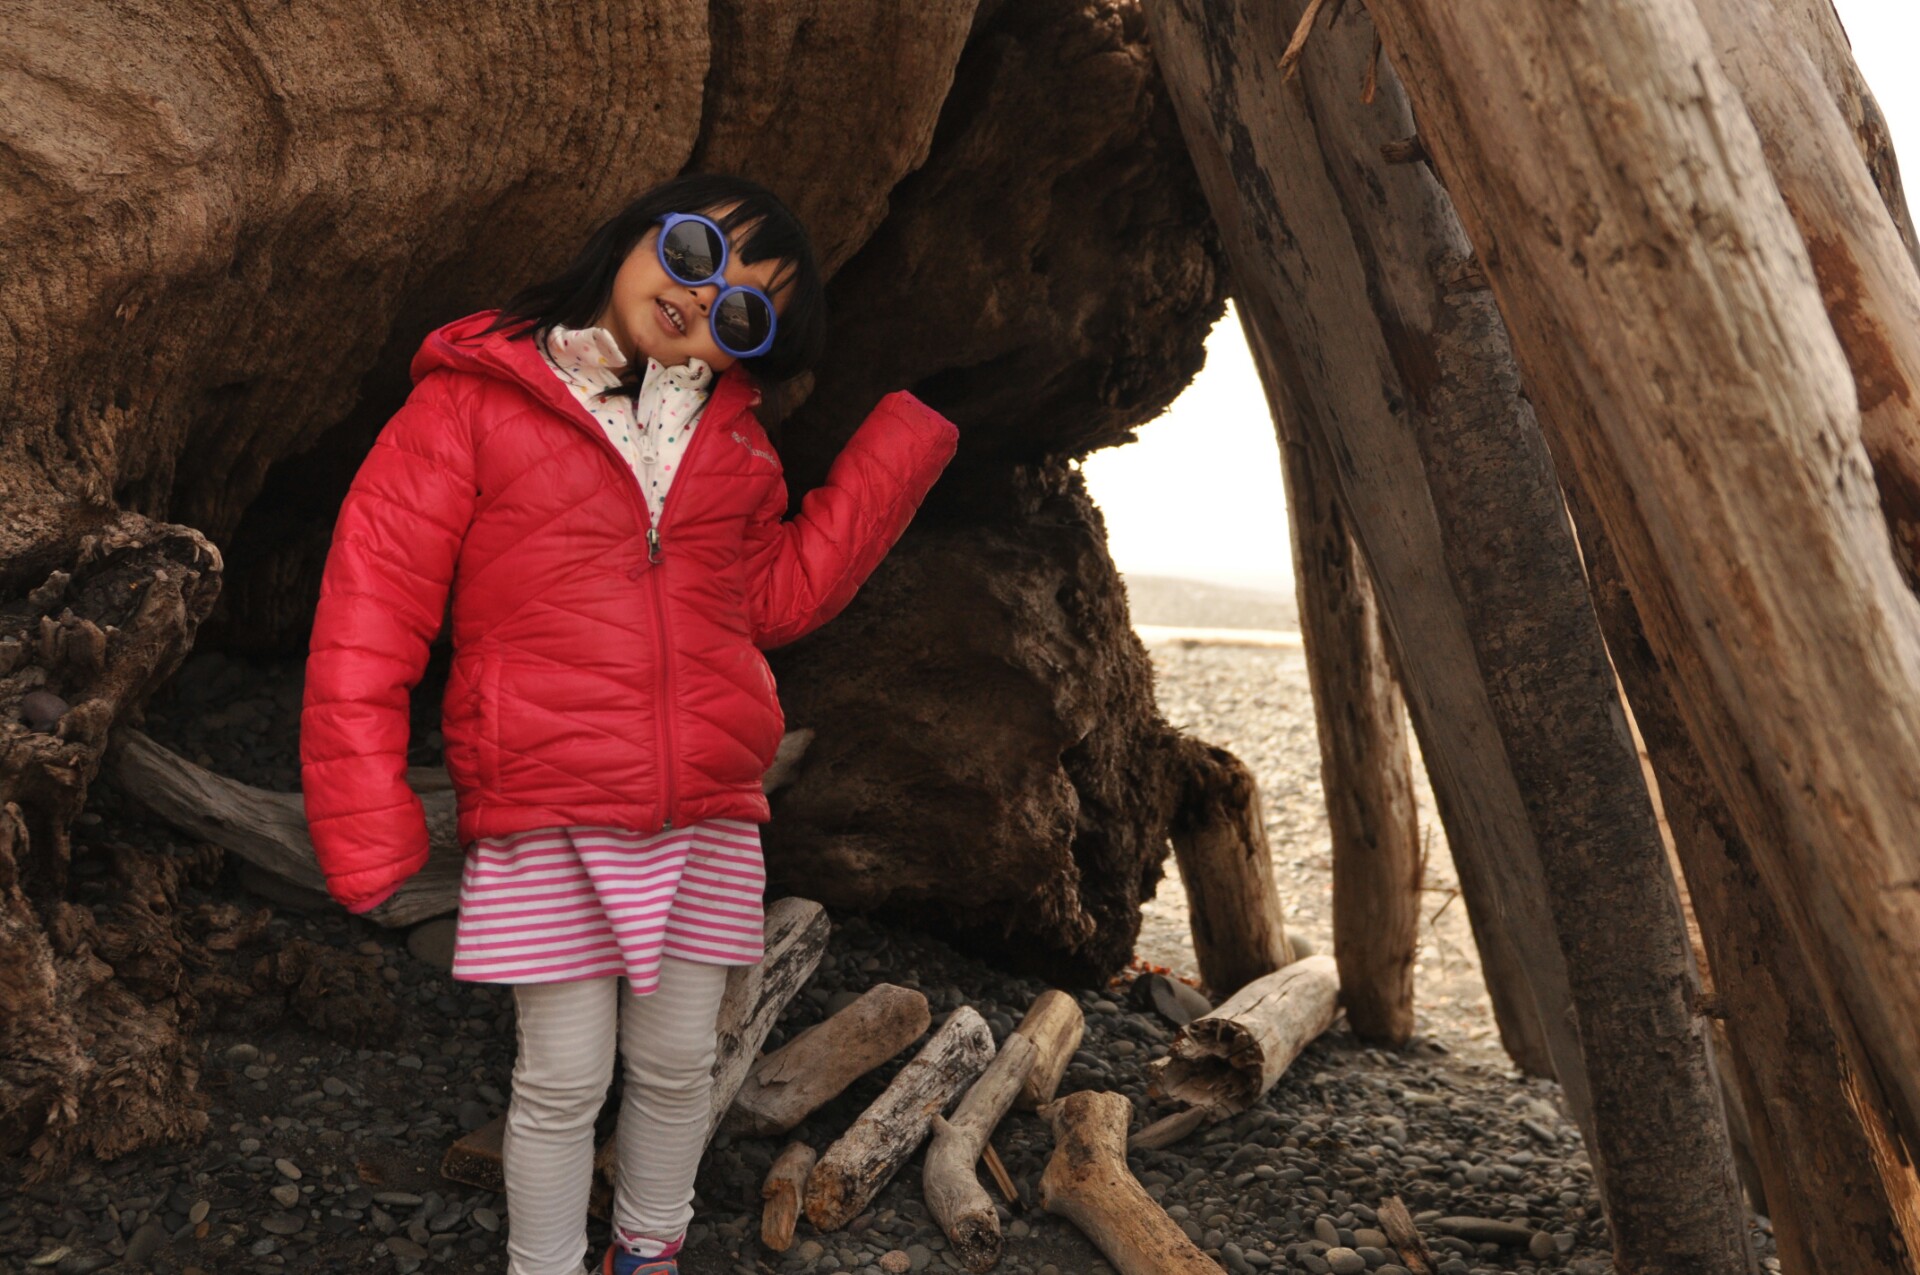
[502,957,731,1275]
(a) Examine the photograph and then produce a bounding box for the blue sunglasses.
[654,212,779,359]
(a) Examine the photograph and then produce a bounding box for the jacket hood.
[410,309,763,430]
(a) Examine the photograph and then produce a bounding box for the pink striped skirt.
[448,819,767,995]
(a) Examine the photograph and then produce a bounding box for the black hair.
[484,173,826,385]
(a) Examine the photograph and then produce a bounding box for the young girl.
[300,173,959,1275]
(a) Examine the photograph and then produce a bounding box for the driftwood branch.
[805,1007,995,1233]
[1013,989,1085,1111]
[1147,955,1338,1114]
[760,1142,818,1253]
[106,725,812,927]
[925,1032,1039,1271]
[1377,1196,1435,1275]
[725,983,931,1137]
[1038,1091,1222,1275]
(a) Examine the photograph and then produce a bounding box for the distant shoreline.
[1120,572,1299,633]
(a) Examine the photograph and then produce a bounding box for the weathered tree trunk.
[1274,424,1422,1046]
[1577,499,1917,1273]
[1145,18,1756,1272]
[1366,0,1920,1171]
[1166,738,1292,997]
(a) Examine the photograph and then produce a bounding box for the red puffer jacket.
[300,311,958,913]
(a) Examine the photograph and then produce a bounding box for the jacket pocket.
[474,646,502,793]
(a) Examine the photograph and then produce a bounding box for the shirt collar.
[544,325,714,397]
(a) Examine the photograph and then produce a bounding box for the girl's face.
[597,205,791,373]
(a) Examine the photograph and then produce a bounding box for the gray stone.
[259,1212,305,1236]
[1324,1248,1366,1275]
[407,919,457,970]
[124,1219,168,1266]
[1435,1217,1534,1246]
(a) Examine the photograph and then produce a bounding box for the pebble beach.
[0,579,1779,1275]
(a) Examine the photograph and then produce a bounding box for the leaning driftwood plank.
[708,897,832,1137]
[107,726,813,928]
[925,1032,1038,1272]
[761,1142,817,1253]
[1146,955,1337,1114]
[1038,1091,1222,1275]
[1013,989,1084,1111]
[725,983,930,1137]
[804,1007,995,1233]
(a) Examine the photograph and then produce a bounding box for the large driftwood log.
[724,982,931,1138]
[1038,1091,1222,1275]
[1366,0,1920,1168]
[804,1007,995,1233]
[440,897,828,1214]
[1277,424,1422,1046]
[1146,955,1338,1115]
[760,1142,817,1254]
[1166,739,1292,997]
[1013,990,1085,1111]
[1145,6,1757,1269]
[106,726,811,928]
[925,1032,1039,1272]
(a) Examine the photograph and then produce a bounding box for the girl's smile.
[599,205,791,373]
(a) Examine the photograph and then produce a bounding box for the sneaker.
[600,1243,677,1275]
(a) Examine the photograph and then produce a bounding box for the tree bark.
[1274,422,1422,1046]
[1366,0,1920,1172]
[1577,500,1917,1273]
[1695,0,1920,591]
[1166,738,1292,997]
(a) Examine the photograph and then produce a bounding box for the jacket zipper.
[547,379,735,834]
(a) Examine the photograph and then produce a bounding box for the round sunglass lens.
[715,292,772,354]
[661,221,723,283]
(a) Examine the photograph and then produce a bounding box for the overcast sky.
[1083,0,1920,596]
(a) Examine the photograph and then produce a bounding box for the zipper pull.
[647,528,662,562]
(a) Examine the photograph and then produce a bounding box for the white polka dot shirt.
[539,324,713,524]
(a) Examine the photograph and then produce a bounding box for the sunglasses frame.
[653,212,778,360]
